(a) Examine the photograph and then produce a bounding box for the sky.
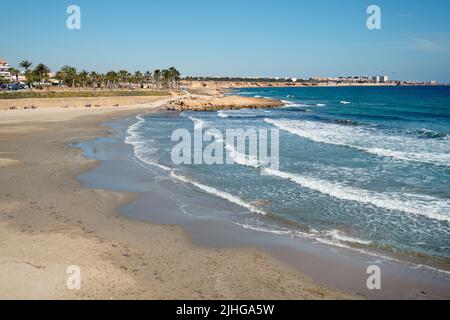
[2,0,450,82]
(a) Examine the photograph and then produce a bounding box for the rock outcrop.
[164,95,284,111]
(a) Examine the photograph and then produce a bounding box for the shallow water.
[124,86,450,264]
[75,111,450,299]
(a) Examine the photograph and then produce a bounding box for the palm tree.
[57,66,77,87]
[34,63,51,84]
[161,69,171,89]
[90,71,99,88]
[118,70,130,88]
[134,71,143,88]
[144,71,152,87]
[98,73,106,88]
[105,71,118,89]
[24,71,37,89]
[169,67,181,89]
[9,68,20,83]
[78,70,89,88]
[118,70,130,82]
[153,69,161,89]
[19,60,32,72]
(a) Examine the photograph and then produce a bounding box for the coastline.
[182,81,447,94]
[78,111,450,300]
[0,98,353,299]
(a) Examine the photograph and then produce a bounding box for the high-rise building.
[0,58,11,80]
[372,75,389,83]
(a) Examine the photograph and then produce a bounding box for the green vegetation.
[0,75,10,85]
[9,59,182,91]
[0,90,168,100]
[8,68,20,83]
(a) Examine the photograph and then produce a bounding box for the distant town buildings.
[311,75,390,84]
[371,76,389,83]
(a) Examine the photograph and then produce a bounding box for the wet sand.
[0,99,353,299]
[78,114,450,300]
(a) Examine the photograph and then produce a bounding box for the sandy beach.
[0,97,354,300]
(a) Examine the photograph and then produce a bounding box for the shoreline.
[0,98,353,299]
[182,81,447,93]
[78,112,450,300]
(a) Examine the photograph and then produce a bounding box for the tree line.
[5,60,181,90]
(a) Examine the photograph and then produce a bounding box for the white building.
[380,76,389,83]
[372,76,389,83]
[0,58,11,80]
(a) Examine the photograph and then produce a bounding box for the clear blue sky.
[2,0,450,81]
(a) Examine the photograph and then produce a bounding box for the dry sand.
[0,95,169,110]
[0,97,355,300]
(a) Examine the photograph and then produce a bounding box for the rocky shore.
[163,95,284,111]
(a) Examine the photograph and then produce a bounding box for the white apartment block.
[0,58,11,80]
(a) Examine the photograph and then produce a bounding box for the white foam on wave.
[238,222,450,276]
[224,141,262,168]
[237,223,378,252]
[188,116,206,131]
[190,116,264,169]
[326,230,372,245]
[281,99,310,108]
[192,116,450,222]
[365,147,450,165]
[316,103,327,107]
[217,110,229,118]
[281,99,295,105]
[262,168,450,222]
[125,115,172,172]
[170,171,266,215]
[265,118,450,167]
[340,101,351,105]
[125,114,450,275]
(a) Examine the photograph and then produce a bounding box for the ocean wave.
[316,103,327,107]
[188,116,206,131]
[333,119,360,126]
[215,110,273,119]
[125,115,172,172]
[413,128,449,140]
[262,168,450,223]
[217,110,229,118]
[326,230,372,245]
[224,141,262,168]
[237,222,450,276]
[170,171,266,215]
[265,118,450,167]
[239,223,371,246]
[281,100,310,108]
[340,101,351,105]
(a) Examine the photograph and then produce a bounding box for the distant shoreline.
[182,80,447,92]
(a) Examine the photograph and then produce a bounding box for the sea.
[124,85,450,268]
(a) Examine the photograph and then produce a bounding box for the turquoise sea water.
[126,86,450,264]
